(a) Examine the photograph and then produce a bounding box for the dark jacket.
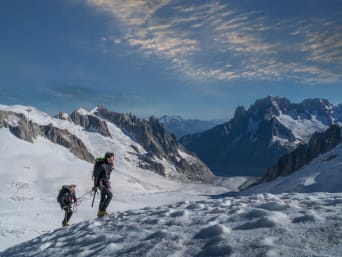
[96,161,113,188]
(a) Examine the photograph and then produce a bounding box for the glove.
[92,186,97,192]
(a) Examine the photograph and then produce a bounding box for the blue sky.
[1,0,341,119]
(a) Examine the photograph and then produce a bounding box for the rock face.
[93,106,213,182]
[69,110,111,138]
[0,110,94,162]
[260,125,342,183]
[180,96,342,176]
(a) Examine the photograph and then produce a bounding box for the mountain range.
[159,115,224,138]
[0,105,214,183]
[1,100,342,255]
[179,96,342,177]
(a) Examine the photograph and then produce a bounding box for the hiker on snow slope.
[57,184,77,227]
[93,152,115,217]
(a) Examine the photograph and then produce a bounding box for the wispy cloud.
[45,83,150,113]
[295,19,342,64]
[87,0,342,84]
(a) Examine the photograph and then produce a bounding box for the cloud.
[45,85,98,98]
[86,0,341,84]
[298,20,342,64]
[45,84,149,109]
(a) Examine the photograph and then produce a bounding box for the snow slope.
[1,192,341,257]
[0,114,237,251]
[1,125,342,256]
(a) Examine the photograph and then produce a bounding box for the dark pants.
[63,205,73,225]
[99,186,113,212]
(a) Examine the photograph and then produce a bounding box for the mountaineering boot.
[62,222,70,227]
[97,210,109,217]
[97,210,104,217]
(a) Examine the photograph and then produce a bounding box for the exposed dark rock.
[39,124,94,163]
[260,125,341,183]
[94,106,213,182]
[54,112,72,122]
[69,110,111,138]
[180,96,342,177]
[0,110,94,163]
[0,111,40,143]
[138,153,165,176]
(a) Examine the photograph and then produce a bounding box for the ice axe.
[91,187,97,208]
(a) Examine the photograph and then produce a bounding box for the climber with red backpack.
[92,152,115,217]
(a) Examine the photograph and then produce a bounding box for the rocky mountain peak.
[78,106,213,182]
[232,106,247,120]
[248,96,291,120]
[69,109,111,138]
[180,96,342,177]
[54,112,72,122]
[301,98,330,109]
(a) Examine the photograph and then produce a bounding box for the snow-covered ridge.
[0,104,213,183]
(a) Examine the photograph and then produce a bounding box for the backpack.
[92,157,105,186]
[57,185,70,204]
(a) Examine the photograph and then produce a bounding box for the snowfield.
[1,192,341,257]
[0,127,234,252]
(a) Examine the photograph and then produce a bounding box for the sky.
[0,0,341,119]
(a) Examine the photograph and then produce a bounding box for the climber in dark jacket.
[93,152,114,217]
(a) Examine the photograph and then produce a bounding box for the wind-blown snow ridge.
[1,192,341,257]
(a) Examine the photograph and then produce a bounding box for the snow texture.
[1,193,341,257]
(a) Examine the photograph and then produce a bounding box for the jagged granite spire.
[180,96,342,176]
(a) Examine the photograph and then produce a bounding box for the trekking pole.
[91,188,97,208]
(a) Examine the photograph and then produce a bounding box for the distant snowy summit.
[179,96,342,177]
[0,104,213,183]
[159,115,224,138]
